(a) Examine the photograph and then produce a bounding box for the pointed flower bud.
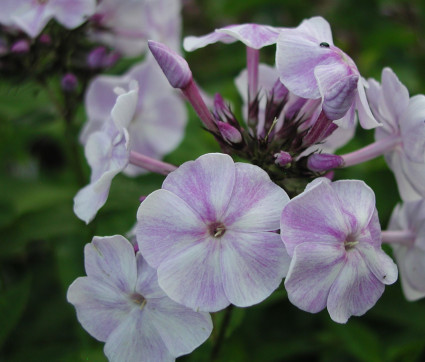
[307,153,344,172]
[87,46,107,68]
[148,40,192,89]
[217,121,242,144]
[61,73,78,92]
[274,151,292,167]
[10,39,30,54]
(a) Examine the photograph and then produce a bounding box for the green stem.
[210,305,234,361]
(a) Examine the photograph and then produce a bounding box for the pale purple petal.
[381,67,409,122]
[104,307,174,362]
[157,239,228,312]
[67,276,133,342]
[400,94,425,163]
[332,102,357,130]
[0,0,22,26]
[331,180,376,235]
[135,253,166,299]
[327,249,385,323]
[223,162,289,232]
[136,189,207,268]
[51,0,96,29]
[111,82,139,130]
[356,79,381,129]
[13,3,52,38]
[146,297,212,357]
[84,235,137,293]
[285,242,345,313]
[295,16,334,43]
[217,24,282,49]
[162,153,236,223]
[183,31,236,52]
[280,178,349,257]
[220,231,290,307]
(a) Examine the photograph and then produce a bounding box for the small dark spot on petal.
[320,42,330,48]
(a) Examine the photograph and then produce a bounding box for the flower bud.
[274,151,292,167]
[11,39,30,54]
[307,153,344,173]
[39,34,51,45]
[270,79,288,102]
[61,73,78,92]
[217,121,242,144]
[87,46,107,68]
[148,40,192,89]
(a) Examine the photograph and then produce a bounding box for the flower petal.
[51,0,96,29]
[280,178,349,257]
[157,239,228,312]
[220,231,290,307]
[401,94,425,163]
[285,242,345,313]
[217,24,281,49]
[104,307,174,362]
[146,297,212,357]
[223,162,289,232]
[327,249,385,323]
[162,153,236,223]
[67,276,132,342]
[84,235,137,293]
[356,79,381,129]
[183,31,236,52]
[136,189,207,269]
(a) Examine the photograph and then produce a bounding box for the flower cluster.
[13,5,420,361]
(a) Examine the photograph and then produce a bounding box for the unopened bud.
[87,46,107,68]
[270,79,288,101]
[148,40,192,89]
[11,39,30,54]
[274,151,292,167]
[217,121,242,144]
[39,34,51,45]
[61,73,78,92]
[307,153,344,173]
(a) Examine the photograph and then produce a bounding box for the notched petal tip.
[148,40,192,89]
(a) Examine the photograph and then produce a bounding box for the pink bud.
[11,39,30,54]
[87,46,107,68]
[61,73,78,92]
[274,151,292,167]
[217,121,242,144]
[39,34,51,45]
[307,153,344,173]
[148,40,192,89]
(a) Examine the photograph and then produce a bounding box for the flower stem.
[246,47,259,102]
[341,136,402,167]
[129,151,177,175]
[381,230,415,246]
[210,305,234,361]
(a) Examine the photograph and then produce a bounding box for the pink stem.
[129,152,177,175]
[182,79,218,133]
[381,230,415,246]
[341,136,402,167]
[246,47,259,102]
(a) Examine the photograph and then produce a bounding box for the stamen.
[344,241,358,250]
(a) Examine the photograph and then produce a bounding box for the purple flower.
[366,67,425,201]
[0,0,96,38]
[74,82,138,224]
[90,0,182,57]
[81,57,187,177]
[276,16,379,129]
[137,153,291,312]
[280,178,398,323]
[383,200,425,301]
[183,23,282,51]
[67,235,212,361]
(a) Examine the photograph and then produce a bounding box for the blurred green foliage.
[1,0,425,360]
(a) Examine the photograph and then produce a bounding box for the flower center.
[344,240,359,251]
[130,293,147,309]
[208,222,226,238]
[37,0,49,4]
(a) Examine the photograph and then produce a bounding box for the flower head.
[385,200,425,301]
[280,178,398,323]
[67,235,212,361]
[367,67,425,201]
[137,153,291,312]
[0,0,96,38]
[276,16,379,129]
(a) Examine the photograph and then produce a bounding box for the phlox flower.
[81,57,187,177]
[0,0,96,38]
[384,200,425,301]
[366,67,425,201]
[280,178,398,323]
[137,153,291,312]
[67,235,212,362]
[90,0,182,57]
[74,82,138,224]
[276,16,379,129]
